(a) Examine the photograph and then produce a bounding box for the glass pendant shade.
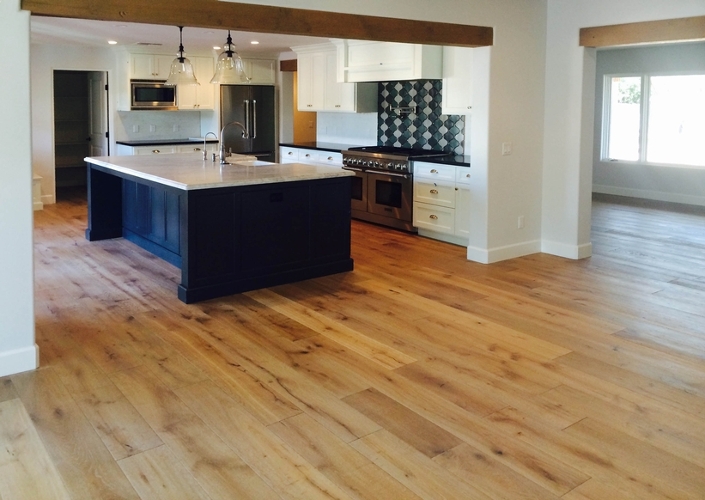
[210,31,251,84]
[164,26,199,86]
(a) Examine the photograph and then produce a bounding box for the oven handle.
[367,170,411,180]
[342,166,364,172]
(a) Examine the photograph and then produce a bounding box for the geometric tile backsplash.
[378,80,465,155]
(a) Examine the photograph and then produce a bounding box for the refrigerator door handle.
[252,100,257,139]
[243,99,251,138]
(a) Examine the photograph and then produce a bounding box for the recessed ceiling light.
[108,40,118,45]
[116,25,127,29]
[213,46,221,50]
[250,40,259,45]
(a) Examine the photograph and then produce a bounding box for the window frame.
[601,70,705,169]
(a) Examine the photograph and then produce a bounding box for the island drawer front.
[413,162,456,181]
[413,202,455,234]
[413,180,456,208]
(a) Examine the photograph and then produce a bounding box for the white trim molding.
[593,184,705,207]
[541,240,593,260]
[467,239,541,264]
[0,344,39,378]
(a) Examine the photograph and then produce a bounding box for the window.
[603,74,705,167]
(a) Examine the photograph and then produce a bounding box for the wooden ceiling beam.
[580,15,705,48]
[21,0,493,47]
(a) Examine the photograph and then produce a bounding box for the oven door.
[367,170,413,222]
[342,167,368,212]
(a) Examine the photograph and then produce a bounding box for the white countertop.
[84,153,354,190]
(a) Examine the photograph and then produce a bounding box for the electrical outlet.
[149,125,156,133]
[132,125,140,133]
[308,120,314,129]
[502,142,512,156]
[518,215,525,229]
[172,124,180,132]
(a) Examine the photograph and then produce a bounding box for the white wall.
[592,42,705,206]
[31,43,118,204]
[0,0,37,377]
[227,0,550,264]
[542,0,705,259]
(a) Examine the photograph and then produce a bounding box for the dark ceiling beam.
[22,0,494,47]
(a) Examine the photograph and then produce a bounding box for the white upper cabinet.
[130,53,175,80]
[292,43,376,113]
[296,50,327,111]
[177,56,215,110]
[242,58,276,85]
[442,46,473,115]
[333,40,443,83]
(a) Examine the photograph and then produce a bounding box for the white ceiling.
[30,16,328,57]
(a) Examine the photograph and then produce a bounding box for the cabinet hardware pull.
[288,151,293,155]
[430,169,438,174]
[466,174,471,178]
[429,215,438,220]
[430,189,438,194]
[152,150,160,154]
[327,157,333,161]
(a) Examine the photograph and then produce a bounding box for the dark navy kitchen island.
[84,153,354,303]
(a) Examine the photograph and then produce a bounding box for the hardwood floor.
[2,193,704,499]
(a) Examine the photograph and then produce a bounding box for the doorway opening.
[53,70,109,201]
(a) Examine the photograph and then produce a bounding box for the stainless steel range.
[342,146,452,231]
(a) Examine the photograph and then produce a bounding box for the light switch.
[502,142,512,156]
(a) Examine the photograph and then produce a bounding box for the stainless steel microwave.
[130,80,177,110]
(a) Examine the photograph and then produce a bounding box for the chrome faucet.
[203,131,218,161]
[219,121,249,164]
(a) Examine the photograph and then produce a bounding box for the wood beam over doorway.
[580,15,705,47]
[22,0,493,47]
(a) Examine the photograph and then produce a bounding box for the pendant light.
[210,30,251,84]
[164,26,199,86]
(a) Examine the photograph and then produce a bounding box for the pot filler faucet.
[219,121,249,164]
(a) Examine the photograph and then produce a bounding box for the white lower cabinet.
[279,146,342,167]
[413,161,471,246]
[116,143,217,156]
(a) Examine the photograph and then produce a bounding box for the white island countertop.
[85,153,354,191]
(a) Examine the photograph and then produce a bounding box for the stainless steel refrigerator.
[220,85,276,162]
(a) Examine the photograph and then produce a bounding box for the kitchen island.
[84,153,354,303]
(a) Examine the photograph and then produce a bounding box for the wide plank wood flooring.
[2,191,704,499]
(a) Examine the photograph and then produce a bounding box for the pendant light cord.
[177,26,185,63]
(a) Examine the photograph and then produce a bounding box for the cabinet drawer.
[280,147,299,163]
[313,151,343,167]
[413,180,456,208]
[177,145,207,154]
[299,149,317,164]
[413,202,455,235]
[455,168,472,185]
[134,146,177,155]
[414,162,456,181]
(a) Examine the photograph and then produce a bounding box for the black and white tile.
[378,80,465,155]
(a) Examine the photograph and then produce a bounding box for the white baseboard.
[593,185,705,207]
[467,239,541,264]
[541,240,592,260]
[0,344,39,377]
[41,194,55,205]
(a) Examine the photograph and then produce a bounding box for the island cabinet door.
[122,180,182,259]
[310,178,352,261]
[185,190,242,287]
[240,183,311,275]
